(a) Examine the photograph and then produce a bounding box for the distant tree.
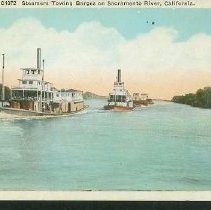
[172,87,211,109]
[0,84,11,101]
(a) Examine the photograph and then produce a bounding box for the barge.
[133,93,154,106]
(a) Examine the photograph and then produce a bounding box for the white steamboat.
[2,48,84,116]
[104,69,134,111]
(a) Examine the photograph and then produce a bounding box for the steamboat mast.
[1,54,5,105]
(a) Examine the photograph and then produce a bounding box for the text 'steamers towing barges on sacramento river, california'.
[104,69,134,111]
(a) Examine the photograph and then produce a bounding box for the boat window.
[110,95,115,101]
[122,96,126,102]
[22,81,27,84]
[114,95,126,102]
[116,95,122,102]
[29,81,33,84]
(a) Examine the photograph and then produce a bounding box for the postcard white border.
[0,0,211,202]
[0,191,210,201]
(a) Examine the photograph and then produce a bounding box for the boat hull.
[133,99,154,106]
[104,105,133,112]
[0,106,86,117]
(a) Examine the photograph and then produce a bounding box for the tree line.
[172,87,211,108]
[0,84,11,101]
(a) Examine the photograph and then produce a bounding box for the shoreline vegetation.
[0,84,10,100]
[172,87,211,109]
[83,91,107,100]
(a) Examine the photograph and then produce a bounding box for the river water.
[0,99,211,190]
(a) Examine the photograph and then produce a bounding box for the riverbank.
[172,87,211,109]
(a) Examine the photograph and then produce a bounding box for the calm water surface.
[0,99,211,190]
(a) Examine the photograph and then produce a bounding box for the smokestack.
[117,69,121,83]
[37,48,41,69]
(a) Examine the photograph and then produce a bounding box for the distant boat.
[104,69,134,111]
[133,93,154,107]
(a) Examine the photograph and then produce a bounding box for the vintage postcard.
[0,0,211,201]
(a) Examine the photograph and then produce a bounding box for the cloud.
[0,18,211,98]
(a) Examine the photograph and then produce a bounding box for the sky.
[0,9,211,99]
